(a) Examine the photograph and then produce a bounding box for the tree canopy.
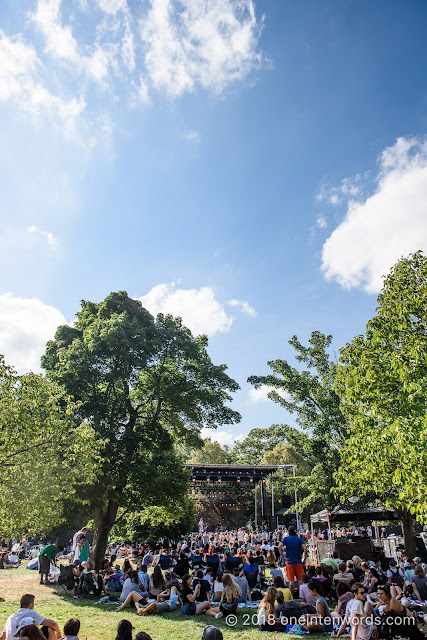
[188,438,231,464]
[42,291,240,565]
[0,357,99,537]
[334,251,427,556]
[248,331,348,515]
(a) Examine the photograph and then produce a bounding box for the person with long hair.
[117,570,148,612]
[299,580,333,633]
[206,573,241,619]
[121,559,133,580]
[377,584,425,640]
[257,587,286,632]
[149,565,166,597]
[114,619,134,640]
[180,574,211,615]
[331,581,354,622]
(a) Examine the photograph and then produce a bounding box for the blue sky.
[1,0,427,445]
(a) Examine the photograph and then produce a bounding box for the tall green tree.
[0,357,98,537]
[231,424,309,465]
[42,292,240,566]
[334,252,427,556]
[248,331,348,515]
[188,438,231,464]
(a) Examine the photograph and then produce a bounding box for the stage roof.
[186,463,280,483]
[310,505,399,524]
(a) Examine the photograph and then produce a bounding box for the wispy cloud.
[0,29,85,135]
[27,224,57,249]
[248,385,290,404]
[228,299,256,316]
[0,0,265,138]
[321,137,427,293]
[317,174,364,206]
[183,130,200,143]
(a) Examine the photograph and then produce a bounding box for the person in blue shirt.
[278,526,307,595]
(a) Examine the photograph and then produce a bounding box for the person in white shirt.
[1,594,61,640]
[336,583,375,640]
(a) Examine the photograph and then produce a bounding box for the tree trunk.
[90,499,119,570]
[397,506,416,558]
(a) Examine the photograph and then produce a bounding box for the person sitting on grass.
[180,574,211,615]
[213,571,224,602]
[1,594,61,640]
[257,586,286,632]
[59,619,80,640]
[115,620,134,640]
[299,580,333,633]
[205,573,241,620]
[78,560,108,596]
[273,575,293,602]
[137,585,181,616]
[137,565,150,593]
[16,622,45,640]
[331,580,354,622]
[117,571,148,612]
[201,626,223,640]
[149,566,166,598]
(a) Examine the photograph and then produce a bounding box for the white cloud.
[0,0,265,136]
[200,427,245,447]
[317,175,363,206]
[27,225,57,249]
[139,0,264,97]
[321,137,427,293]
[249,385,290,404]
[228,299,256,316]
[0,29,85,134]
[97,0,128,14]
[31,0,80,63]
[183,130,200,143]
[0,293,66,373]
[137,283,234,336]
[315,215,327,229]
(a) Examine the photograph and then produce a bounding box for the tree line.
[1,252,426,563]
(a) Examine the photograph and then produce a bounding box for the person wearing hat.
[1,594,61,640]
[14,621,45,639]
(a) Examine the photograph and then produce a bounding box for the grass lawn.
[0,564,325,640]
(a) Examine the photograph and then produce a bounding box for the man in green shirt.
[38,544,64,585]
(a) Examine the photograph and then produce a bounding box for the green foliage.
[114,497,195,541]
[188,438,231,464]
[248,331,348,515]
[41,292,240,559]
[0,356,99,537]
[334,251,427,522]
[231,424,309,465]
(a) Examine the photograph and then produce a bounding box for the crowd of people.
[2,525,427,640]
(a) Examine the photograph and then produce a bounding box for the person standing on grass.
[278,525,307,595]
[1,594,61,640]
[38,545,64,585]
